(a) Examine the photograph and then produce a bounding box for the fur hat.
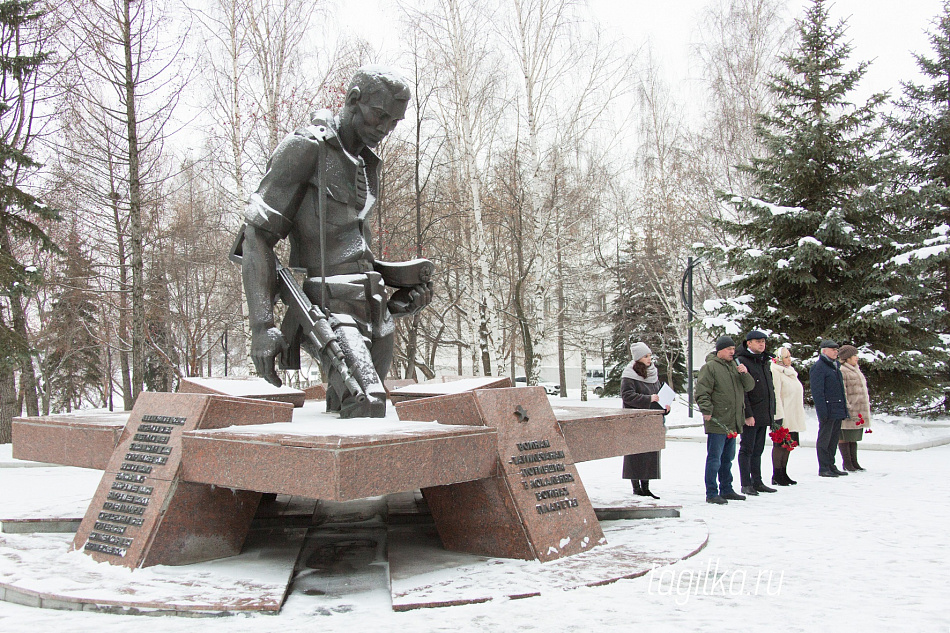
[715,335,736,352]
[630,342,652,363]
[837,345,859,361]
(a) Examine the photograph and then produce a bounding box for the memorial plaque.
[397,387,605,562]
[73,392,293,568]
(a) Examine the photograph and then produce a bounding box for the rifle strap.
[317,134,328,313]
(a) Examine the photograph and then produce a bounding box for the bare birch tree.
[405,0,506,376]
[627,62,707,382]
[54,0,185,407]
[195,0,366,378]
[498,0,633,385]
[694,0,792,210]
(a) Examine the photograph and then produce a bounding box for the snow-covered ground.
[2,394,949,632]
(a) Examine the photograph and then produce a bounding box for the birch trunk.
[446,0,495,376]
[120,0,145,402]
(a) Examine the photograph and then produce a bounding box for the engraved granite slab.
[398,387,605,562]
[72,392,293,568]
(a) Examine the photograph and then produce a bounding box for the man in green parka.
[695,335,756,504]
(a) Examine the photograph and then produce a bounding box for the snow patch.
[746,197,805,216]
[891,244,950,266]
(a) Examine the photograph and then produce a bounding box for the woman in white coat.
[770,347,807,485]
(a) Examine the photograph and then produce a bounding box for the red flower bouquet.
[769,425,798,451]
[856,413,865,426]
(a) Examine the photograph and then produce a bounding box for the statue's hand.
[388,282,434,316]
[251,327,289,386]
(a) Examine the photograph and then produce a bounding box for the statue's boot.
[339,390,387,419]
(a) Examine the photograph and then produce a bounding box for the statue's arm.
[241,133,319,384]
[242,224,281,334]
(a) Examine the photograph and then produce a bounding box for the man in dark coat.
[810,339,850,477]
[736,330,779,495]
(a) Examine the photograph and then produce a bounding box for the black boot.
[772,446,789,486]
[640,480,660,500]
[851,442,866,471]
[779,447,797,485]
[632,480,643,495]
[839,442,857,472]
[781,449,798,485]
[781,467,797,485]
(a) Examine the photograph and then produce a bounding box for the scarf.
[622,360,658,384]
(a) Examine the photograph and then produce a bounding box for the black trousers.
[816,418,843,472]
[738,424,768,486]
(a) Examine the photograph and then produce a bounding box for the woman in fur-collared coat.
[620,342,669,500]
[837,345,871,471]
[769,347,806,485]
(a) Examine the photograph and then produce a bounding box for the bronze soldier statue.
[235,66,433,418]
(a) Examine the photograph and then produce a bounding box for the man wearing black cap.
[736,330,778,496]
[810,340,850,477]
[696,335,756,504]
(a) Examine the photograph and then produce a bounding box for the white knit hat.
[630,342,652,362]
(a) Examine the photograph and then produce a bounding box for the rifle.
[275,265,366,404]
[229,225,367,405]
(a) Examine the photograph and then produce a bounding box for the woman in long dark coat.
[620,342,669,499]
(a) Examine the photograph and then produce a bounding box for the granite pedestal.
[13,378,664,583]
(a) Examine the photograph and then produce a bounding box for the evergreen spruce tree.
[701,0,938,409]
[888,1,950,409]
[39,230,101,413]
[144,263,178,393]
[0,0,58,369]
[0,1,58,440]
[604,238,686,397]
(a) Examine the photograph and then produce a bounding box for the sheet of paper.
[657,383,676,408]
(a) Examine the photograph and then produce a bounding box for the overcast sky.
[337,0,948,109]
[588,0,947,105]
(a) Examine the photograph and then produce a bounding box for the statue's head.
[340,65,411,150]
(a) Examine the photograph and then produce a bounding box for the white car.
[514,376,560,396]
[585,369,605,396]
